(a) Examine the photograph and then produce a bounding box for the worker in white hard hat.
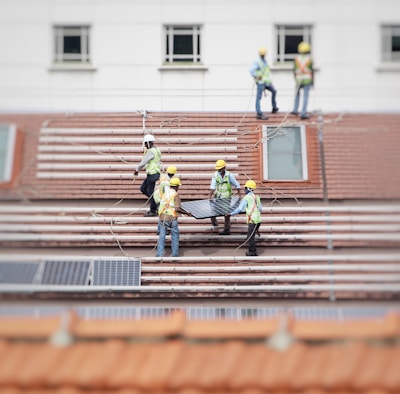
[249,47,279,120]
[230,179,262,256]
[134,134,162,216]
[209,159,241,235]
[291,41,313,120]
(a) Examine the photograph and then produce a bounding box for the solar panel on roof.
[92,259,141,286]
[0,262,39,284]
[41,260,90,285]
[181,196,241,219]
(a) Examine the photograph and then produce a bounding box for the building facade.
[0,0,399,113]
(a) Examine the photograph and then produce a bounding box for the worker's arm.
[231,199,247,216]
[134,150,154,175]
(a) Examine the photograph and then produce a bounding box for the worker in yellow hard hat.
[291,41,313,120]
[209,159,241,235]
[153,165,178,235]
[153,165,178,205]
[156,177,191,258]
[249,47,279,120]
[230,179,262,256]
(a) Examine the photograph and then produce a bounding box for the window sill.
[159,64,208,71]
[49,64,97,72]
[376,63,400,72]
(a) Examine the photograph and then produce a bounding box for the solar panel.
[0,262,39,284]
[92,259,141,286]
[41,260,91,285]
[181,196,241,219]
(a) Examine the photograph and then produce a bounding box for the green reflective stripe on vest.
[214,171,232,198]
[294,55,313,86]
[256,59,271,84]
[146,147,161,175]
[244,193,261,224]
[158,188,177,217]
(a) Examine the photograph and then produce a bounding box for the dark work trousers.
[247,222,261,254]
[140,173,160,213]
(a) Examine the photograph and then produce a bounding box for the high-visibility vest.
[244,193,261,224]
[214,171,232,198]
[294,54,313,86]
[255,59,272,84]
[145,147,162,175]
[158,188,178,218]
[153,173,170,204]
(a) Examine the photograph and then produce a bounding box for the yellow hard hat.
[169,177,181,187]
[166,165,177,175]
[245,180,257,190]
[298,42,311,54]
[215,159,226,170]
[258,47,267,56]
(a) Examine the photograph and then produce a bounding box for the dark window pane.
[64,36,81,54]
[392,36,400,52]
[173,35,193,55]
[286,35,303,55]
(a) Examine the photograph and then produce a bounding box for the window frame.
[261,124,308,182]
[53,25,91,64]
[275,25,313,64]
[381,25,400,63]
[163,25,202,64]
[0,124,17,184]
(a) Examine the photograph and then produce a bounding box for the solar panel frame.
[182,196,242,219]
[92,259,141,286]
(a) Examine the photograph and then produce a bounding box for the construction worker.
[209,159,241,235]
[230,179,262,256]
[156,177,190,258]
[291,41,314,120]
[153,165,177,205]
[249,47,279,120]
[134,134,162,217]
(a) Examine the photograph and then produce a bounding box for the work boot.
[144,210,157,217]
[272,107,279,113]
[211,217,218,227]
[246,251,258,256]
[219,229,230,235]
[256,113,268,120]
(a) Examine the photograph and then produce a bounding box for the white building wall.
[0,0,399,114]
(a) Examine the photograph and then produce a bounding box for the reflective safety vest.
[255,59,272,85]
[158,188,178,218]
[244,193,261,224]
[153,173,170,204]
[145,147,162,175]
[294,54,313,86]
[214,171,232,198]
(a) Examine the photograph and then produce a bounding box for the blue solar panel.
[0,262,39,284]
[182,196,241,219]
[92,259,141,286]
[41,260,90,285]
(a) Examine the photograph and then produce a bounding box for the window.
[262,125,308,181]
[0,124,17,183]
[53,25,90,63]
[275,25,312,63]
[164,25,201,64]
[382,25,400,62]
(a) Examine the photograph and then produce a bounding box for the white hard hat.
[143,134,155,143]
